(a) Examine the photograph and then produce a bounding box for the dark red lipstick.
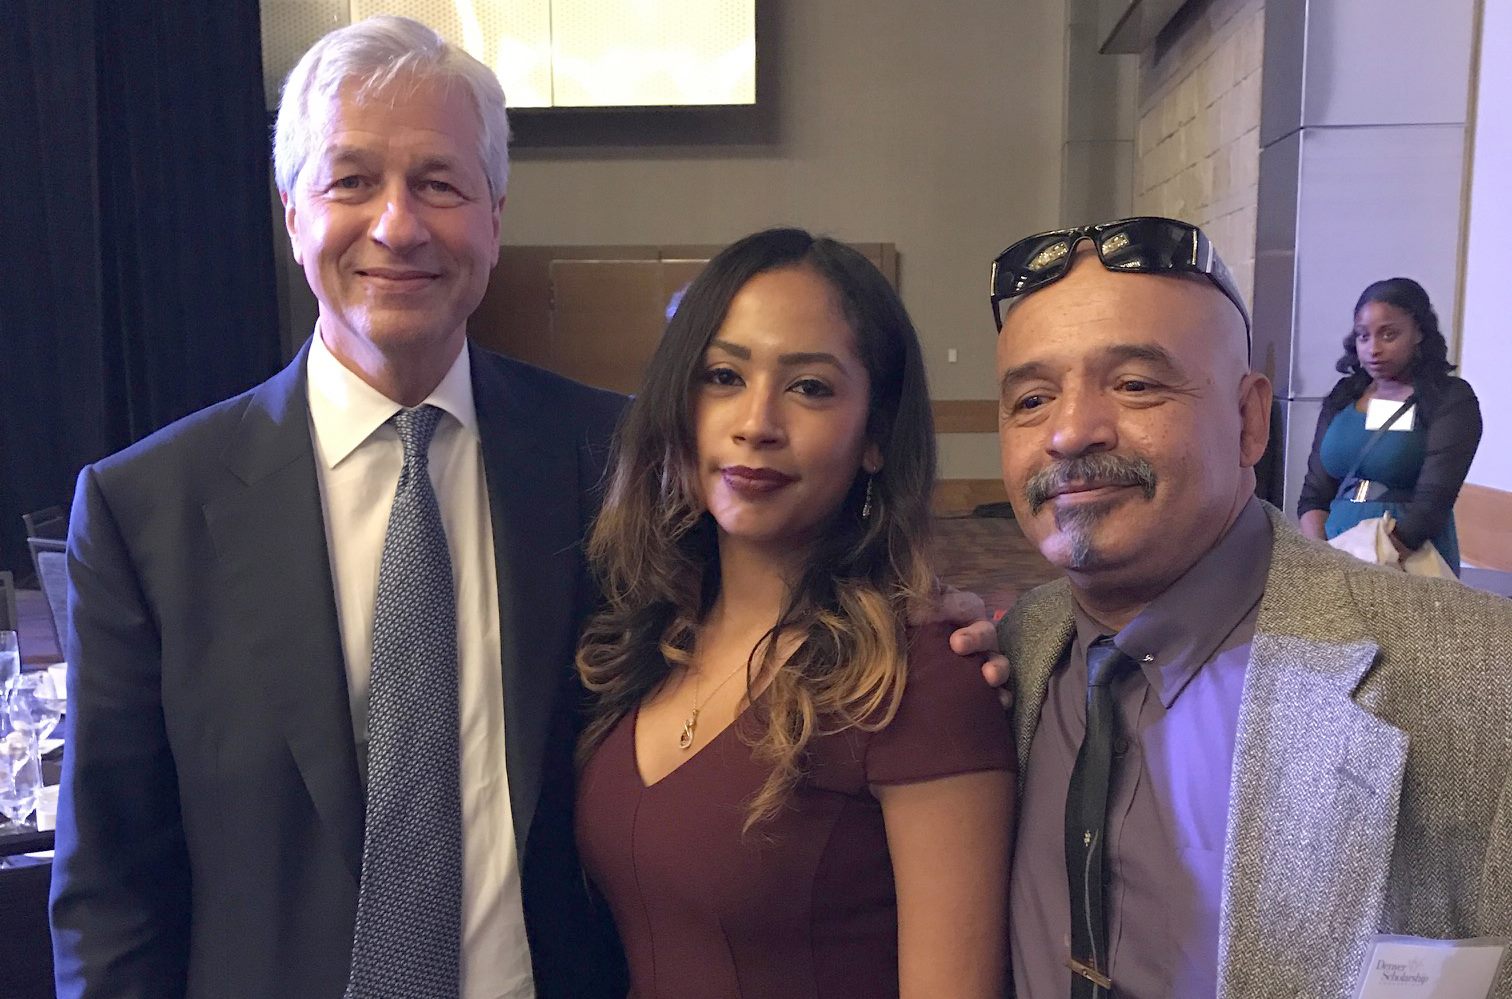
[721,465,796,494]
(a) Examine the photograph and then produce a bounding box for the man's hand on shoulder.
[912,587,1012,703]
[948,620,1010,688]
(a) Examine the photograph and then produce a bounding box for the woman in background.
[1297,277,1482,572]
[574,228,1013,998]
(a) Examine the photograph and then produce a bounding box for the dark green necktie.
[1065,637,1132,999]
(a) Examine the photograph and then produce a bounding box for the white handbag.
[1327,512,1456,579]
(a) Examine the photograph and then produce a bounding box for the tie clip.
[1068,957,1113,989]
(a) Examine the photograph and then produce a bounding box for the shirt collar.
[1072,496,1273,708]
[305,327,479,469]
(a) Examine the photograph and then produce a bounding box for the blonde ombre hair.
[575,229,939,832]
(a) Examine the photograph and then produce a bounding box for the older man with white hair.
[50,17,625,999]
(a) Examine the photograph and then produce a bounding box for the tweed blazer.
[999,504,1512,998]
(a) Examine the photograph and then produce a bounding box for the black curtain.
[0,0,281,582]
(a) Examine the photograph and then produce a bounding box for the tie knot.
[1086,637,1131,688]
[391,405,444,463]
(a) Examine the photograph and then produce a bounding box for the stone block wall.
[1134,0,1265,305]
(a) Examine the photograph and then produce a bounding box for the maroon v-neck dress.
[575,624,1015,999]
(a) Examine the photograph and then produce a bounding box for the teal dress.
[1319,404,1461,571]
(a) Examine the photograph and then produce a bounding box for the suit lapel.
[472,353,582,854]
[1000,580,1076,795]
[203,343,364,881]
[1217,515,1408,999]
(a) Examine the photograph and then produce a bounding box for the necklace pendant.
[678,712,697,750]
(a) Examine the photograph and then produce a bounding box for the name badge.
[1353,935,1509,999]
[1364,398,1416,431]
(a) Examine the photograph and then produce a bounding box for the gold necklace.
[678,661,748,750]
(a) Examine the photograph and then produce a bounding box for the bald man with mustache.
[959,220,1512,999]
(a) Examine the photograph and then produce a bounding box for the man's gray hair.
[272,15,510,199]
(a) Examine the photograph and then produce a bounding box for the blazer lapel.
[204,344,364,881]
[1000,581,1076,795]
[1217,516,1408,999]
[472,353,582,853]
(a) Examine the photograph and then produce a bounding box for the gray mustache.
[1025,453,1158,514]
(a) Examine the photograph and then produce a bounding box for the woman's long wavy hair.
[575,228,938,832]
[1335,277,1456,391]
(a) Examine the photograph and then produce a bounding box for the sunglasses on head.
[988,216,1251,353]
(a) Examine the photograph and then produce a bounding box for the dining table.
[4,588,63,855]
[1,650,62,999]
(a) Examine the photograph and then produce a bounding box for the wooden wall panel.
[1457,483,1512,571]
[931,478,1009,514]
[468,243,898,394]
[931,399,998,434]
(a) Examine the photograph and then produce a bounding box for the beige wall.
[1060,6,1137,226]
[1456,0,1512,568]
[1462,0,1512,494]
[1134,0,1264,305]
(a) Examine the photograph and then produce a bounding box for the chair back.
[22,507,67,541]
[26,538,68,651]
[0,570,16,631]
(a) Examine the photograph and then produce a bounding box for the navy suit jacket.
[50,342,628,998]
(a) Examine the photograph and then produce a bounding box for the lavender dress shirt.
[1010,497,1273,999]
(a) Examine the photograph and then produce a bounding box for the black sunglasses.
[989,216,1251,352]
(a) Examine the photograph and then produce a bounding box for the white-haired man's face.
[282,77,503,378]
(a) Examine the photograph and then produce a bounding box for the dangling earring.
[861,477,874,520]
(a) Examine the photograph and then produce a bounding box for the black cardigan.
[1297,373,1483,550]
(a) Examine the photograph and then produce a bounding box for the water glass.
[0,729,41,826]
[0,631,18,695]
[6,671,64,743]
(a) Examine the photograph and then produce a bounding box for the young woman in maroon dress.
[574,228,1015,998]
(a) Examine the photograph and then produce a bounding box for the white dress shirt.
[306,331,535,999]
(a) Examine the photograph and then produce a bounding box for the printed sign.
[1353,935,1508,998]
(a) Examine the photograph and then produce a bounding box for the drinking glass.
[0,729,41,826]
[0,632,18,695]
[6,671,64,743]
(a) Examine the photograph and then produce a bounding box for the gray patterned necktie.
[346,404,462,999]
